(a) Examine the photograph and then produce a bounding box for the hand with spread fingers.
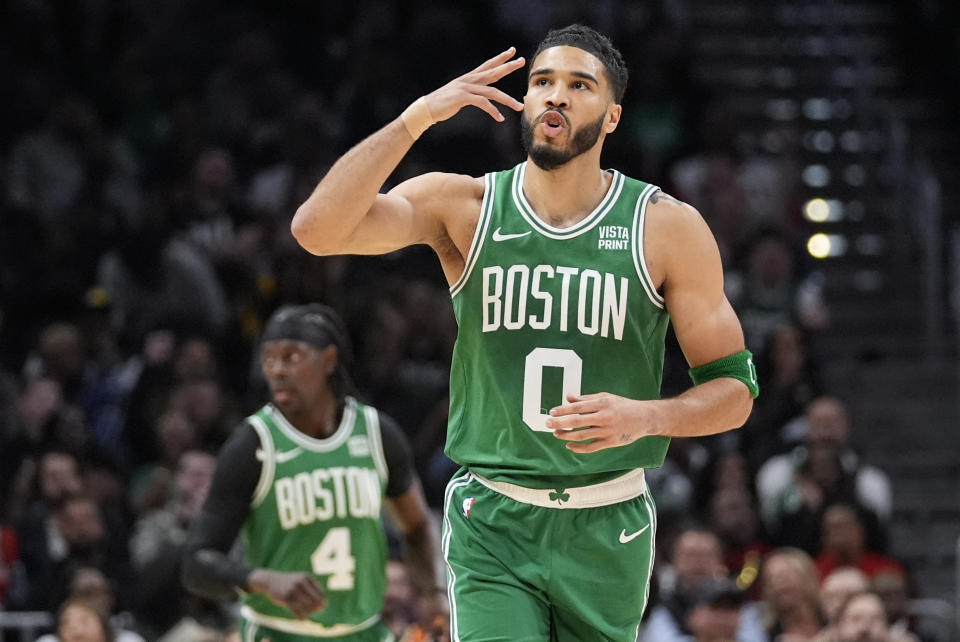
[547,392,664,454]
[418,47,525,125]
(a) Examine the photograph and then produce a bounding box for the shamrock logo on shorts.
[549,488,570,505]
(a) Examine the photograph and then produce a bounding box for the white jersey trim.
[265,396,357,452]
[450,172,495,298]
[248,416,275,508]
[512,162,624,239]
[240,605,381,637]
[631,184,665,309]
[364,406,389,485]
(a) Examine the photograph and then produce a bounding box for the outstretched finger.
[549,399,602,417]
[469,47,520,74]
[565,437,617,454]
[462,94,507,122]
[473,56,527,85]
[469,84,524,111]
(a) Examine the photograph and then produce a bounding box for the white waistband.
[240,605,380,637]
[469,468,646,509]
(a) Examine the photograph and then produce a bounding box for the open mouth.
[539,111,567,136]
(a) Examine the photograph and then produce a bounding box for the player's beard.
[520,111,605,171]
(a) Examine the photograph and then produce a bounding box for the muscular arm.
[548,194,754,451]
[181,424,261,598]
[290,48,524,260]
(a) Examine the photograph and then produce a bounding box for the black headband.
[261,306,339,350]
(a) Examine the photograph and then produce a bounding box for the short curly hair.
[531,24,628,103]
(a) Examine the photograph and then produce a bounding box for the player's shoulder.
[643,189,714,245]
[393,171,485,202]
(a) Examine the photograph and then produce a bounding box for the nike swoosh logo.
[619,525,650,544]
[275,447,303,463]
[492,227,531,242]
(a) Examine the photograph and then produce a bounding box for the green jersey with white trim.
[241,396,389,634]
[447,162,671,487]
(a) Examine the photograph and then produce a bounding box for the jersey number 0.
[522,347,582,432]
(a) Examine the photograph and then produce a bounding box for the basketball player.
[290,25,757,642]
[182,304,447,641]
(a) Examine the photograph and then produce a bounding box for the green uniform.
[443,163,667,641]
[239,397,394,641]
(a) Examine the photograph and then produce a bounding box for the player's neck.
[294,392,342,439]
[522,151,610,228]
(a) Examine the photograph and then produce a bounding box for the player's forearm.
[402,517,444,597]
[290,116,416,255]
[181,548,253,600]
[652,378,753,438]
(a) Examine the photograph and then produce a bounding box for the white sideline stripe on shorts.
[240,605,380,637]
[442,472,474,642]
[470,468,646,509]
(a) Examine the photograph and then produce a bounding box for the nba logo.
[462,497,476,518]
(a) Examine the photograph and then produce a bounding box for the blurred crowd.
[0,1,933,641]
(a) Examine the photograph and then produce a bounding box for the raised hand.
[421,47,526,124]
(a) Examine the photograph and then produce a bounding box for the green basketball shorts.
[441,468,657,642]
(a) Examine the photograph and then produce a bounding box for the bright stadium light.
[807,233,848,258]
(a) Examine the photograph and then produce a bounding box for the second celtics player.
[182,305,447,641]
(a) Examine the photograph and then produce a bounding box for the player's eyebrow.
[529,68,599,85]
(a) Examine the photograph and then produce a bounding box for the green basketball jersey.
[447,162,671,487]
[241,396,390,636]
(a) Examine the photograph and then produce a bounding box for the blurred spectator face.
[39,452,83,505]
[57,600,109,642]
[769,324,805,382]
[687,603,740,642]
[761,551,819,613]
[175,450,215,522]
[57,497,105,551]
[870,570,909,626]
[805,396,850,449]
[174,337,217,380]
[39,323,86,383]
[822,505,865,563]
[672,530,725,591]
[836,592,889,642]
[709,488,758,544]
[172,378,223,429]
[821,567,869,624]
[749,237,793,288]
[192,148,234,197]
[157,408,199,464]
[69,567,114,617]
[713,452,750,491]
[17,377,63,434]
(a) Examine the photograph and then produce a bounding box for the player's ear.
[320,345,339,376]
[604,103,621,134]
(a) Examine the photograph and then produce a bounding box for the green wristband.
[688,349,759,398]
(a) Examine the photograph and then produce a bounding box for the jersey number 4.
[523,348,582,432]
[310,527,356,590]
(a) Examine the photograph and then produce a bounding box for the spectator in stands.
[18,492,131,612]
[832,591,917,642]
[36,566,145,642]
[642,526,765,641]
[740,323,822,468]
[757,548,825,641]
[724,229,829,354]
[46,596,113,642]
[756,396,891,553]
[683,577,753,642]
[130,450,228,639]
[870,570,918,641]
[813,566,869,641]
[815,504,906,582]
[0,523,25,609]
[706,487,772,588]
